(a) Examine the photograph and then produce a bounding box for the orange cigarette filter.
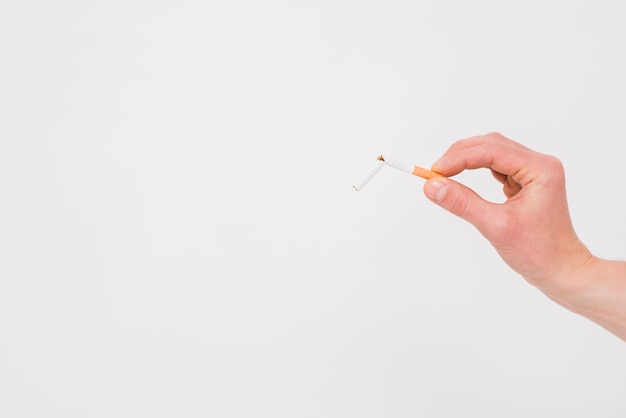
[411,164,442,180]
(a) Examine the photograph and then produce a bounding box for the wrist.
[529,239,595,305]
[552,256,626,340]
[540,251,613,320]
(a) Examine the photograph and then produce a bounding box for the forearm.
[541,256,626,341]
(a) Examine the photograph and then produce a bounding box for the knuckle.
[486,131,504,141]
[543,155,566,185]
[546,154,563,168]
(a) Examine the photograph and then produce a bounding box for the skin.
[423,132,626,341]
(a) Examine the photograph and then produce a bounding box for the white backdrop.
[1,1,625,417]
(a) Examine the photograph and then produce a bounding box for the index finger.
[432,138,543,187]
[441,132,530,155]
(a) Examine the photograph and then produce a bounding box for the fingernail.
[425,180,448,202]
[431,157,446,172]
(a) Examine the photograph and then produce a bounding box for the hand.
[423,132,593,296]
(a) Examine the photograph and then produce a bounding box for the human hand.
[423,132,593,295]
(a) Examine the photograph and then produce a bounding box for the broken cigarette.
[352,155,441,191]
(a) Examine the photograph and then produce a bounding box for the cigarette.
[352,155,441,191]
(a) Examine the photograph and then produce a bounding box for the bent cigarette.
[352,154,442,191]
[382,155,442,180]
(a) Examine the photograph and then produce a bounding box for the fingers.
[490,169,507,184]
[423,176,501,234]
[490,169,523,198]
[442,132,529,155]
[431,133,543,187]
[503,175,523,198]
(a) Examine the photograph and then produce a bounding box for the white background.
[1,1,625,416]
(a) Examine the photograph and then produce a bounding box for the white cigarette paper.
[352,159,385,191]
[382,155,413,174]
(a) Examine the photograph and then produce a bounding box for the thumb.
[423,177,497,233]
